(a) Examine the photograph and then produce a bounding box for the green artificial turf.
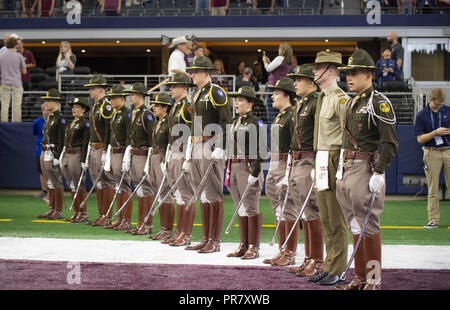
[0,193,449,245]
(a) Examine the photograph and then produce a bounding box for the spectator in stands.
[2,0,17,11]
[38,0,55,16]
[253,0,275,14]
[235,60,245,77]
[168,36,192,77]
[0,36,26,122]
[16,38,36,91]
[0,33,20,54]
[290,55,299,74]
[397,0,416,13]
[192,44,205,59]
[55,40,77,82]
[236,67,259,92]
[386,32,404,76]
[100,0,122,15]
[22,0,38,17]
[196,0,209,14]
[33,103,49,200]
[212,58,230,89]
[437,0,450,13]
[375,48,400,90]
[414,88,450,229]
[262,42,292,122]
[252,60,264,84]
[210,0,229,15]
[415,0,435,14]
[326,0,340,6]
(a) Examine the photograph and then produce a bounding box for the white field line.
[0,237,449,269]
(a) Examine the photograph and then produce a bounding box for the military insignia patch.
[147,114,153,121]
[339,98,347,104]
[379,101,391,113]
[60,118,66,125]
[85,121,90,128]
[217,89,224,97]
[127,113,131,119]
[188,107,191,113]
[257,120,263,128]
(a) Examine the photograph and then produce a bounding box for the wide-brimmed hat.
[186,56,214,71]
[267,77,296,95]
[287,63,315,80]
[105,84,127,97]
[125,82,149,96]
[41,88,62,101]
[169,36,190,49]
[165,72,196,87]
[229,86,264,107]
[83,75,108,88]
[338,49,380,71]
[150,93,172,106]
[313,50,343,67]
[69,97,91,111]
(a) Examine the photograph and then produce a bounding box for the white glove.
[276,175,289,188]
[310,168,315,182]
[101,153,106,165]
[211,147,225,160]
[369,173,385,193]
[122,158,130,173]
[81,162,88,171]
[122,146,132,172]
[182,161,191,172]
[53,158,60,167]
[104,145,112,172]
[160,162,167,176]
[248,175,259,185]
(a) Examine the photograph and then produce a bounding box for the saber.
[145,174,167,219]
[339,191,377,281]
[79,166,103,209]
[150,170,187,217]
[225,182,251,234]
[69,145,91,211]
[104,171,126,218]
[185,159,216,212]
[270,185,291,246]
[281,183,314,251]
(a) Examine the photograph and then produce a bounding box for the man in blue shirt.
[375,49,400,91]
[414,88,450,229]
[32,103,49,199]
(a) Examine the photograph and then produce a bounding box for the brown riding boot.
[263,220,286,264]
[227,216,249,257]
[48,188,64,219]
[185,202,210,251]
[130,195,145,234]
[297,219,324,277]
[242,213,262,260]
[105,193,122,229]
[362,231,382,290]
[66,192,78,222]
[115,192,133,231]
[164,203,184,244]
[198,200,223,253]
[149,202,169,240]
[171,202,196,246]
[87,188,104,225]
[73,189,88,223]
[273,219,299,266]
[134,195,154,235]
[334,232,366,290]
[160,203,175,242]
[37,188,55,218]
[287,220,310,274]
[93,187,114,226]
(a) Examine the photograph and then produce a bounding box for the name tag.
[435,135,444,146]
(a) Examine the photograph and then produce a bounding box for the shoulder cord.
[366,90,396,126]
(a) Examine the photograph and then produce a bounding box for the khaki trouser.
[227,162,264,217]
[130,153,153,197]
[190,142,225,203]
[423,147,450,225]
[61,152,85,192]
[336,160,385,237]
[1,84,23,122]
[265,159,296,221]
[89,146,115,190]
[148,153,171,200]
[289,157,319,221]
[167,154,195,204]
[110,153,132,193]
[211,6,226,16]
[314,150,348,275]
[40,153,63,189]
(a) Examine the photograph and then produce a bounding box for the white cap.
[169,36,190,48]
[9,33,22,40]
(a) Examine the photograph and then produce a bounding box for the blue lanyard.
[429,108,441,131]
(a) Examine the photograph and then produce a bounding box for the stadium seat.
[29,67,45,74]
[74,66,91,75]
[30,73,49,85]
[381,80,410,92]
[46,66,57,77]
[39,79,59,91]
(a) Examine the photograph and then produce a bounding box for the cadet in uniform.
[164,73,196,246]
[61,97,91,223]
[37,89,66,220]
[226,86,265,260]
[83,75,115,226]
[148,93,175,241]
[284,64,324,277]
[183,56,232,253]
[125,82,156,234]
[263,78,297,266]
[102,85,133,230]
[334,49,398,290]
[308,51,349,286]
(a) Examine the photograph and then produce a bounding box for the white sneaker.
[423,222,438,229]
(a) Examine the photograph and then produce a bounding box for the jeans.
[195,0,209,14]
[1,84,23,122]
[3,0,17,10]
